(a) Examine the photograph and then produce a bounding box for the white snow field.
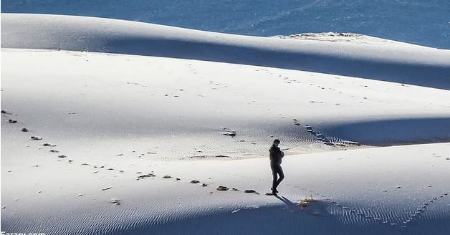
[2,13,450,235]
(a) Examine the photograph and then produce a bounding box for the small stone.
[31,136,43,140]
[162,175,172,179]
[232,188,239,191]
[190,180,200,184]
[217,186,229,191]
[21,128,29,132]
[101,187,112,191]
[244,189,257,194]
[8,119,17,123]
[107,168,114,170]
[202,183,208,187]
[50,149,59,153]
[175,178,181,181]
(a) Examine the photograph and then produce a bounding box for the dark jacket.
[269,145,284,165]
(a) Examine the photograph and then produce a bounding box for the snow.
[1,13,450,234]
[2,14,450,89]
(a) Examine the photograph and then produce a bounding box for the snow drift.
[2,13,450,90]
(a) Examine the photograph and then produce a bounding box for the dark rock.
[58,155,67,158]
[31,136,43,141]
[21,128,29,132]
[190,180,200,184]
[101,187,112,191]
[202,183,208,187]
[50,149,59,153]
[8,119,17,123]
[162,175,172,179]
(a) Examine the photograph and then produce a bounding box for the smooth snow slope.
[2,14,450,90]
[3,49,450,161]
[3,0,450,49]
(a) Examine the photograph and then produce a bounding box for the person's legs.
[271,165,278,192]
[276,166,284,187]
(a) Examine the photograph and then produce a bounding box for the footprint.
[136,173,156,180]
[43,143,56,147]
[217,186,229,191]
[222,129,237,137]
[110,198,121,205]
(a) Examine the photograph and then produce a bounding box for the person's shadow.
[275,195,298,209]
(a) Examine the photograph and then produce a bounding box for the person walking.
[269,139,284,195]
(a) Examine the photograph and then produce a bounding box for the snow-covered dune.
[2,13,450,235]
[2,13,450,90]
